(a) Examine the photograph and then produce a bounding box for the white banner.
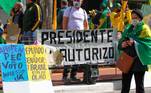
[37,29,116,65]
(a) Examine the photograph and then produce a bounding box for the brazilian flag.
[119,21,151,65]
[0,0,22,15]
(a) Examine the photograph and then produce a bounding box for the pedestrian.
[97,2,111,29]
[21,0,42,45]
[12,2,24,43]
[62,0,89,83]
[118,9,150,93]
[57,0,68,29]
[110,0,131,39]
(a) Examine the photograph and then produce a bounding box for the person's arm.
[83,10,89,30]
[31,3,41,31]
[84,19,89,30]
[97,18,105,29]
[62,16,68,30]
[62,8,70,30]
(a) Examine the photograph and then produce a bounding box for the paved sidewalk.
[51,67,122,86]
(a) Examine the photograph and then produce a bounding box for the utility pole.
[41,0,53,29]
[47,0,53,29]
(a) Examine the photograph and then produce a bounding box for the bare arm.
[84,19,89,30]
[62,16,68,30]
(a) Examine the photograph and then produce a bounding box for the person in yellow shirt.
[110,0,132,39]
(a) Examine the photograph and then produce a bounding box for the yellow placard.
[25,45,51,81]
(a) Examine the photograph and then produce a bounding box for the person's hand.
[126,39,134,46]
[122,41,128,48]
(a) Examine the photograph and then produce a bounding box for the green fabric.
[0,36,6,44]
[99,8,110,29]
[0,0,21,15]
[118,21,151,65]
[89,19,94,29]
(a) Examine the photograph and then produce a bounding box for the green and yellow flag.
[119,21,151,65]
[0,0,21,15]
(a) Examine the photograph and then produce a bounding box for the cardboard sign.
[25,45,51,81]
[0,44,54,93]
[0,44,28,82]
[6,23,20,44]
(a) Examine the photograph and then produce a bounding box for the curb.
[54,80,122,93]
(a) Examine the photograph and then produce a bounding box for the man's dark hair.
[62,1,68,6]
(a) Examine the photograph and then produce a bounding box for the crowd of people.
[57,0,151,93]
[0,0,151,92]
[0,0,42,45]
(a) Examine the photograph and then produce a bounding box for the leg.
[121,72,133,93]
[62,65,70,80]
[82,64,91,83]
[134,71,145,93]
[70,65,79,81]
[83,64,98,84]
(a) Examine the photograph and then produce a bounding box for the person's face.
[73,0,83,8]
[27,0,32,3]
[132,13,141,21]
[131,13,141,26]
[14,4,20,12]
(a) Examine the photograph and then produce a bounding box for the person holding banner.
[118,9,150,93]
[62,0,89,83]
[21,0,42,45]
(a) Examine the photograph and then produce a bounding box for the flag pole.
[53,0,57,31]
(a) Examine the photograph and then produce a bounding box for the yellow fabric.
[32,3,41,31]
[97,18,105,29]
[110,12,119,29]
[125,9,132,24]
[139,24,151,38]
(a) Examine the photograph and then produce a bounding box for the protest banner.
[37,29,116,65]
[25,45,51,81]
[0,44,54,93]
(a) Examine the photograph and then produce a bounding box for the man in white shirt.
[63,0,89,30]
[62,0,89,83]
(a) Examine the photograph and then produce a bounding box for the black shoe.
[62,77,70,84]
[82,79,96,85]
[70,77,81,82]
